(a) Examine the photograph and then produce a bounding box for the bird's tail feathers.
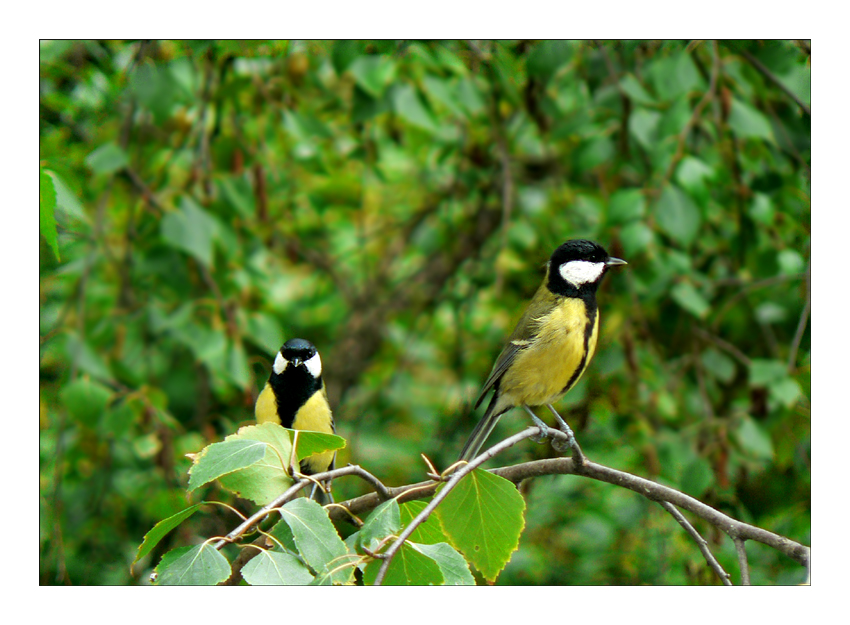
[459,395,503,462]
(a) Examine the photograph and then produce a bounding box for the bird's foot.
[546,404,586,465]
[522,406,550,444]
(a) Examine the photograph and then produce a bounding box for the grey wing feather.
[474,341,523,409]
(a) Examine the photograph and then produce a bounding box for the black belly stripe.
[560,298,598,395]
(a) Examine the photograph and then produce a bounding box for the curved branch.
[213,464,392,551]
[499,456,810,570]
[329,429,810,575]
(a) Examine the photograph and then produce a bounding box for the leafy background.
[39,40,810,585]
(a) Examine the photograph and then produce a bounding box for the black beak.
[606,257,627,267]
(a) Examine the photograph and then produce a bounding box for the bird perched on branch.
[459,239,626,462]
[255,338,335,502]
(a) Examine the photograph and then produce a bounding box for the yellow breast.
[499,298,598,407]
[254,382,335,475]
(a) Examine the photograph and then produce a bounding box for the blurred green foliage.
[40,39,810,585]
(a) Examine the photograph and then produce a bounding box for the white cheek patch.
[273,351,288,375]
[559,260,605,287]
[304,352,322,379]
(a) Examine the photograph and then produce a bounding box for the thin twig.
[738,48,810,117]
[787,261,811,373]
[713,272,806,330]
[734,537,751,585]
[693,326,752,367]
[659,501,732,585]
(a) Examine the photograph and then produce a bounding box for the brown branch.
[331,428,809,579]
[734,537,751,585]
[659,501,732,585]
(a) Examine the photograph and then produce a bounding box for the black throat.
[268,367,323,428]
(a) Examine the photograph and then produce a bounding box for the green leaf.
[676,156,715,195]
[456,77,486,117]
[267,516,299,553]
[619,74,655,105]
[160,197,218,268]
[701,348,736,383]
[755,302,787,324]
[749,359,787,386]
[647,51,702,100]
[241,549,314,585]
[680,456,714,497]
[64,334,113,381]
[215,423,296,505]
[291,429,346,466]
[85,142,129,175]
[391,83,437,133]
[155,543,231,586]
[188,438,271,492]
[400,500,449,545]
[360,499,401,551]
[769,377,803,408]
[348,55,397,98]
[735,417,774,460]
[46,170,88,224]
[527,40,573,83]
[278,498,353,585]
[59,377,113,429]
[629,108,661,151]
[608,188,646,225]
[777,249,805,275]
[40,166,60,261]
[331,40,362,74]
[422,75,466,118]
[135,503,207,566]
[218,176,255,218]
[435,468,526,583]
[130,61,184,123]
[671,282,710,319]
[351,85,390,123]
[243,312,283,352]
[748,193,775,225]
[655,184,701,246]
[575,136,614,171]
[363,541,444,586]
[413,542,475,585]
[226,341,251,388]
[620,221,654,256]
[728,99,775,142]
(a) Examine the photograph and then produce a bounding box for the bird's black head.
[274,338,322,379]
[547,239,627,297]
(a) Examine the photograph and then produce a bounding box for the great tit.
[255,338,335,502]
[459,239,626,462]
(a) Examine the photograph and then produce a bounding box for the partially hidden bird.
[255,338,336,502]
